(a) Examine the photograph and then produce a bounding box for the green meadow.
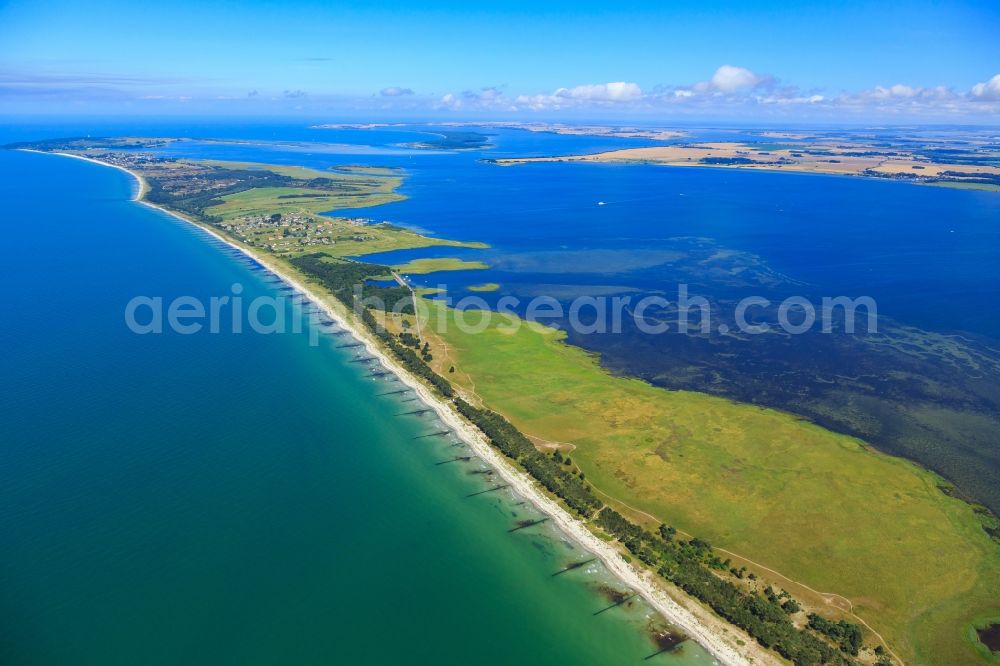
[199,161,485,258]
[467,282,501,292]
[192,159,385,181]
[393,257,489,274]
[423,302,1000,665]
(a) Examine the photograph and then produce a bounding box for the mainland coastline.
[488,141,1000,191]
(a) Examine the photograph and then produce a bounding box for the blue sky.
[2,0,999,121]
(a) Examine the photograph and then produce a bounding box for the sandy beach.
[33,149,780,666]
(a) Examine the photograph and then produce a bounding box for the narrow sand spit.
[34,149,781,666]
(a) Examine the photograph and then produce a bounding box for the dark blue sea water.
[0,144,715,663]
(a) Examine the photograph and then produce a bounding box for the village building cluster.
[218,212,384,254]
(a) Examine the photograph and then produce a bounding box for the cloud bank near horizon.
[2,65,999,120]
[429,66,1000,119]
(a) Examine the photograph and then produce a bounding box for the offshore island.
[9,135,1000,666]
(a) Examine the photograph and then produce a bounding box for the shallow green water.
[0,149,718,664]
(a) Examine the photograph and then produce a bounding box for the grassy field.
[207,183,403,217]
[923,181,1000,192]
[330,165,402,176]
[421,302,1000,665]
[192,159,398,182]
[467,282,501,292]
[200,162,486,258]
[393,257,489,274]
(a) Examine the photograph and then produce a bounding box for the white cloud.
[465,86,504,101]
[853,83,959,105]
[515,82,643,110]
[971,73,1000,101]
[436,81,643,111]
[871,84,919,99]
[380,86,414,97]
[674,65,775,99]
[708,65,764,92]
[553,81,642,102]
[436,92,460,109]
[757,93,825,105]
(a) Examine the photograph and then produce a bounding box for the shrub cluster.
[291,253,452,396]
[453,399,602,517]
[361,308,453,397]
[290,253,412,312]
[595,507,860,666]
[807,614,863,656]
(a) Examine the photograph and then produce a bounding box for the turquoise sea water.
[0,149,717,664]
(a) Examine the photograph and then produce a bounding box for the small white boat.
[597,201,606,206]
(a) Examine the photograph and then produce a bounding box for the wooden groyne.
[465,484,509,498]
[551,558,597,577]
[508,518,548,533]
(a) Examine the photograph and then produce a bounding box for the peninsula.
[11,137,1000,666]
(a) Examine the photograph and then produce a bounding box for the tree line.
[291,251,872,665]
[454,399,602,517]
[291,253,452,396]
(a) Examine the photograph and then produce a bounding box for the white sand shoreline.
[29,148,776,666]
